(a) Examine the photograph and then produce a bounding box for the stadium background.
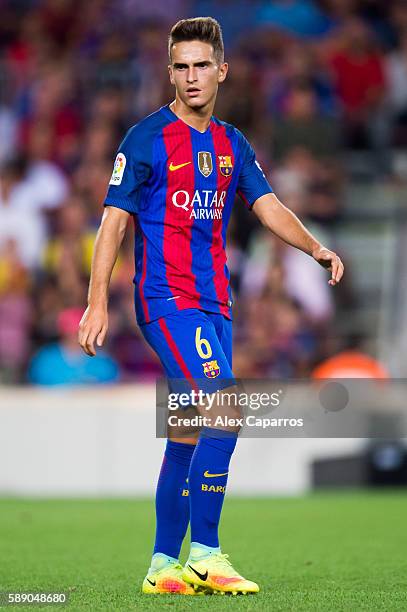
[1,0,407,384]
[1,1,407,609]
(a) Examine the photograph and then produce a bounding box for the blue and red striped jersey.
[104,104,273,325]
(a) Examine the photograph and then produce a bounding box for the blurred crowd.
[1,0,406,385]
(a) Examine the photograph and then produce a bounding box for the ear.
[168,64,175,85]
[217,62,228,84]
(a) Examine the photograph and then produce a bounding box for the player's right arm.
[79,206,130,356]
[79,119,154,355]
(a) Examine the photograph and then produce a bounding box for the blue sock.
[188,427,238,548]
[153,440,195,559]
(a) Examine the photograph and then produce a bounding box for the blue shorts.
[140,309,235,393]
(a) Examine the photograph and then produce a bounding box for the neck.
[170,96,215,133]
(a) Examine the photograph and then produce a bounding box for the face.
[169,40,228,110]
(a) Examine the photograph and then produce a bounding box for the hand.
[78,304,108,356]
[312,246,344,286]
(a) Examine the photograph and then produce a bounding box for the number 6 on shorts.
[195,326,212,359]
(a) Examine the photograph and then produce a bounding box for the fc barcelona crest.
[203,360,221,378]
[218,155,233,177]
[198,151,213,177]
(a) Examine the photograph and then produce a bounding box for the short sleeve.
[104,125,152,214]
[236,131,273,209]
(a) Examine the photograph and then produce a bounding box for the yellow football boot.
[182,549,260,595]
[142,554,202,595]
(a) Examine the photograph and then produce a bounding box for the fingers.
[329,257,338,285]
[336,258,344,283]
[78,307,108,356]
[328,256,344,286]
[85,330,98,356]
[314,248,344,286]
[78,326,97,356]
[78,321,107,356]
[97,325,107,347]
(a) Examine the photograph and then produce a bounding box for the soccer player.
[78,17,344,596]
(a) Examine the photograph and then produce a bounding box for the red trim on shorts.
[158,317,194,380]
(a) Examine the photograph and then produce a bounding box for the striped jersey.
[104,104,273,325]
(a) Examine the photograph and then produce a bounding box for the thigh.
[140,309,235,392]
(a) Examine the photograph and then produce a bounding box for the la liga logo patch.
[109,153,126,185]
[203,360,221,378]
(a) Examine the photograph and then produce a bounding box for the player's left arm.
[252,193,344,286]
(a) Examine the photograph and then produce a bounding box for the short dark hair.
[168,17,224,64]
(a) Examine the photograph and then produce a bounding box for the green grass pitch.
[1,492,407,611]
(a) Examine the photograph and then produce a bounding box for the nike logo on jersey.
[188,564,208,581]
[203,470,229,478]
[169,161,191,171]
